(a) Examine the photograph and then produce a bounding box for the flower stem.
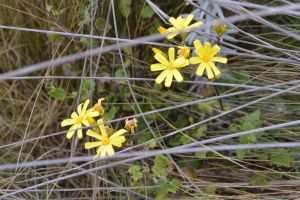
[214,85,224,111]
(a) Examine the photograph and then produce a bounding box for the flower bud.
[125,118,138,134]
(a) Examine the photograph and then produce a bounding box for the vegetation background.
[0,0,300,199]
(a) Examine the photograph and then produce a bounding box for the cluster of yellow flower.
[151,15,228,87]
[61,99,137,157]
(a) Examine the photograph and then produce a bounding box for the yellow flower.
[177,46,190,58]
[190,40,227,80]
[85,119,127,157]
[151,47,189,87]
[61,99,99,139]
[157,25,168,34]
[166,14,202,39]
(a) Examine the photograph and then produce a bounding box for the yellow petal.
[97,119,107,137]
[154,53,169,66]
[196,63,206,77]
[77,128,83,139]
[66,124,80,139]
[82,119,90,126]
[110,129,127,139]
[111,136,126,147]
[175,58,189,68]
[106,144,115,156]
[87,129,103,140]
[100,147,107,157]
[155,70,168,84]
[157,26,167,34]
[152,48,163,54]
[188,21,203,29]
[164,72,173,87]
[184,14,194,26]
[211,45,221,57]
[203,42,212,52]
[96,145,104,155]
[71,112,78,119]
[168,48,175,63]
[169,17,178,27]
[193,40,203,49]
[208,62,221,77]
[151,64,167,71]
[87,111,100,118]
[173,57,185,67]
[85,141,101,149]
[82,99,90,113]
[211,57,227,63]
[166,27,178,39]
[177,16,184,27]
[206,66,214,79]
[61,119,76,127]
[190,57,202,64]
[77,103,83,115]
[172,69,183,82]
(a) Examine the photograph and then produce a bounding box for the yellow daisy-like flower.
[150,47,189,87]
[177,46,190,58]
[85,119,127,157]
[166,14,202,39]
[190,40,227,80]
[61,99,99,139]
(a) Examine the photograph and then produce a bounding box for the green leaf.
[152,155,171,177]
[128,165,143,181]
[239,134,257,144]
[180,134,193,144]
[257,151,269,160]
[148,139,157,149]
[70,91,78,99]
[156,179,180,199]
[80,80,95,100]
[228,123,238,132]
[204,185,216,194]
[243,110,261,122]
[104,106,117,121]
[141,6,154,19]
[271,149,292,167]
[236,149,246,160]
[48,87,65,100]
[80,37,97,47]
[154,155,170,167]
[240,121,256,131]
[118,0,132,17]
[115,68,126,77]
[193,125,207,139]
[271,172,283,180]
[95,17,111,32]
[195,151,207,159]
[167,134,182,147]
[47,33,64,44]
[250,174,268,186]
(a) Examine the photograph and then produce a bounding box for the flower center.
[76,115,84,124]
[102,137,110,145]
[167,63,174,70]
[202,54,211,62]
